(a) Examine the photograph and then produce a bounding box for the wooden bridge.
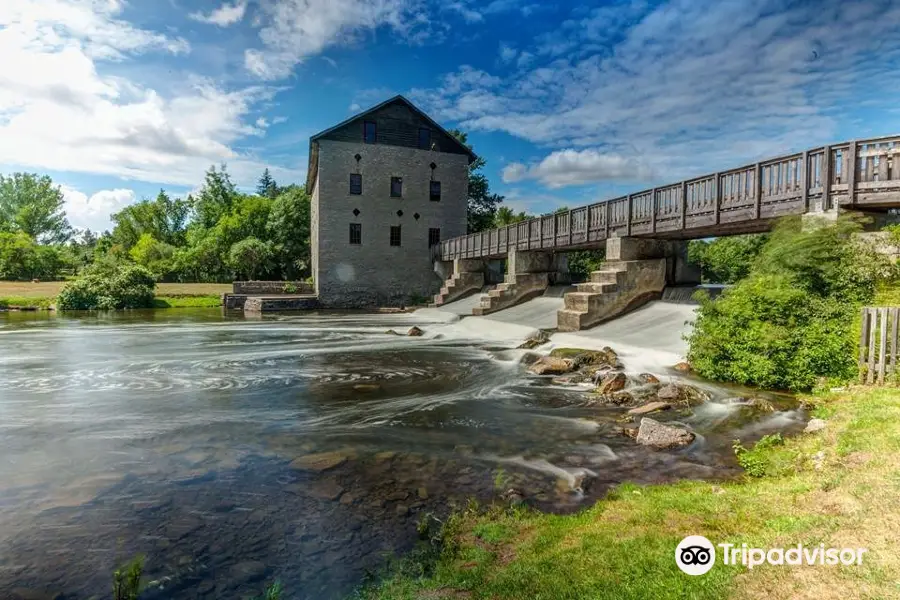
[435,135,900,261]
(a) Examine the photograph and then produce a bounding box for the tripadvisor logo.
[675,535,868,575]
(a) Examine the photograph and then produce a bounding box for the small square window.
[428,227,441,247]
[349,223,362,245]
[390,176,402,198]
[349,173,362,195]
[363,121,377,144]
[429,180,441,201]
[390,225,401,247]
[418,128,431,150]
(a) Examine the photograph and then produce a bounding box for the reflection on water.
[0,309,800,599]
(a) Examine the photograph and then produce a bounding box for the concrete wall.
[233,281,315,295]
[314,139,469,307]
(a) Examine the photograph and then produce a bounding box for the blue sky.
[2,0,900,232]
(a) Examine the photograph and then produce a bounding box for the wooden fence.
[859,307,900,384]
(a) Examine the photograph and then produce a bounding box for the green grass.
[152,295,222,308]
[874,281,900,306]
[361,388,900,600]
[0,295,54,309]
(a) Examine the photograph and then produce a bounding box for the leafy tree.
[129,233,176,278]
[494,206,529,227]
[448,130,504,233]
[687,215,890,390]
[192,164,238,230]
[0,231,63,280]
[229,237,272,280]
[57,263,156,310]
[111,190,189,250]
[267,184,310,279]
[688,234,768,284]
[257,168,280,199]
[0,173,71,243]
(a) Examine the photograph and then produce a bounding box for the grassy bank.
[0,281,229,309]
[362,387,900,600]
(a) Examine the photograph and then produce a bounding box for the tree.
[688,234,768,284]
[229,237,272,280]
[192,164,238,230]
[0,173,71,243]
[257,168,280,199]
[494,206,529,227]
[447,129,505,233]
[111,190,189,250]
[267,185,310,279]
[129,233,176,278]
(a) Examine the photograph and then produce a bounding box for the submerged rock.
[290,451,349,472]
[656,383,709,407]
[407,326,424,337]
[635,417,695,448]
[552,372,587,386]
[528,356,573,376]
[353,383,381,392]
[628,401,671,416]
[638,373,661,384]
[673,361,692,372]
[804,418,827,434]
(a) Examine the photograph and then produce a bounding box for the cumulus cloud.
[503,150,654,188]
[0,0,302,189]
[498,43,517,63]
[62,186,136,232]
[417,0,900,185]
[189,0,248,27]
[245,0,429,80]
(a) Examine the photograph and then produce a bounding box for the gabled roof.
[310,95,478,162]
[306,95,477,193]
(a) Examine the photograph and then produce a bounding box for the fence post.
[846,141,858,206]
[867,308,877,385]
[879,307,889,385]
[860,307,870,383]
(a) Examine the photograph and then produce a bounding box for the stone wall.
[313,139,469,308]
[232,281,316,295]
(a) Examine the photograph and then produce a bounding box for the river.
[0,308,802,599]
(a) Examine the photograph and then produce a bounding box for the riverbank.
[361,386,900,600]
[0,281,229,310]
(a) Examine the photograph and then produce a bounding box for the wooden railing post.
[847,141,858,206]
[605,201,611,239]
[822,146,832,211]
[650,188,657,233]
[625,195,633,236]
[680,181,687,229]
[712,175,720,225]
[754,163,762,220]
[567,210,573,245]
[801,150,809,211]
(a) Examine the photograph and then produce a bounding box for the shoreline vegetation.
[0,281,229,311]
[358,386,900,600]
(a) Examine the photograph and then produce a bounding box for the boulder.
[517,331,550,349]
[656,383,709,406]
[673,361,692,372]
[657,384,680,401]
[605,390,635,406]
[308,480,344,501]
[596,372,627,394]
[635,418,695,448]
[528,356,573,375]
[620,427,639,440]
[385,329,400,335]
[638,373,660,384]
[804,418,826,434]
[501,488,525,505]
[407,326,424,336]
[552,372,587,386]
[290,451,349,472]
[628,401,671,416]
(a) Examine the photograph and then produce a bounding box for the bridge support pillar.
[666,241,701,286]
[431,259,485,307]
[473,249,566,315]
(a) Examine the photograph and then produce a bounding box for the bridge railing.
[434,135,900,261]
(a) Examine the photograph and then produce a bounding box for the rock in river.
[627,401,671,416]
[407,326,424,336]
[290,451,349,472]
[635,417,695,448]
[657,383,709,406]
[527,356,573,375]
[596,372,627,394]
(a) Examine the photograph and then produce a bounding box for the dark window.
[429,180,441,201]
[418,128,431,150]
[428,228,441,247]
[349,223,362,245]
[390,176,402,197]
[390,225,401,247]
[349,173,362,195]
[363,121,377,144]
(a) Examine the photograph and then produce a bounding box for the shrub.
[688,234,767,283]
[57,264,156,310]
[687,215,888,391]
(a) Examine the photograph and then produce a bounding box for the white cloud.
[245,0,429,80]
[0,1,303,190]
[498,43,517,63]
[189,0,248,27]
[445,1,483,23]
[417,0,900,186]
[503,150,655,188]
[349,103,361,112]
[61,185,136,232]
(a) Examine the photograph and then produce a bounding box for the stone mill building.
[306,95,477,307]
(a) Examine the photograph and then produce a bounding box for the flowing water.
[0,308,801,599]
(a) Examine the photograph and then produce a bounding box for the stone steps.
[472,273,548,316]
[432,271,484,306]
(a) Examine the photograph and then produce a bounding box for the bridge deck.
[436,135,900,261]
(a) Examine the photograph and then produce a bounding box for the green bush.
[687,215,888,391]
[57,264,156,310]
[688,234,767,283]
